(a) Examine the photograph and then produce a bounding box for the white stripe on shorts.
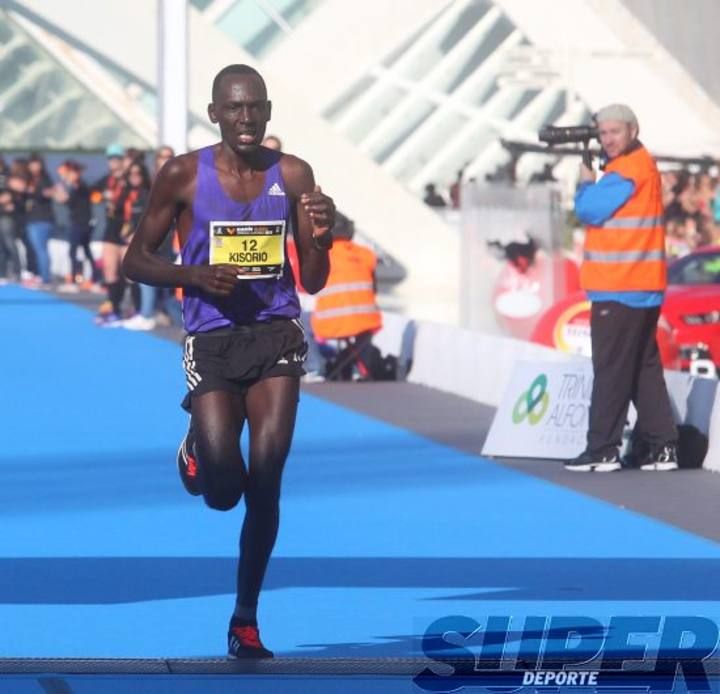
[183,335,202,390]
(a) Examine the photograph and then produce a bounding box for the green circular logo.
[512,374,550,425]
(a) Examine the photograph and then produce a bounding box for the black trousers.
[586,301,677,457]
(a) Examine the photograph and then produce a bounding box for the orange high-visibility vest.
[580,144,666,292]
[311,239,382,340]
[173,232,183,302]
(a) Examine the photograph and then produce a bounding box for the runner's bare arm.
[281,155,334,295]
[123,155,242,296]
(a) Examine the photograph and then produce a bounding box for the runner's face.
[210,74,271,155]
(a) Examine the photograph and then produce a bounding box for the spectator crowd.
[0,144,180,330]
[662,169,720,258]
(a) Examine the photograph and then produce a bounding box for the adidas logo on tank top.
[268,182,285,196]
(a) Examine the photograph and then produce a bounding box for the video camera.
[538,125,598,167]
[538,125,598,146]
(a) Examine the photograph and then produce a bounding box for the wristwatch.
[312,231,333,251]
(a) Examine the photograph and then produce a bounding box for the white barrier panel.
[373,312,415,380]
[482,360,592,459]
[663,370,717,437]
[702,384,720,472]
[407,320,568,407]
[634,370,716,471]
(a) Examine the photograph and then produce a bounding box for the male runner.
[123,64,335,658]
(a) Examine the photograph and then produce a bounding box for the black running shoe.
[228,620,274,659]
[564,450,621,472]
[640,444,679,471]
[176,422,202,496]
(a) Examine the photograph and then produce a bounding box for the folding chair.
[323,331,375,382]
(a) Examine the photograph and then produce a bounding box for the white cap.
[594,103,638,126]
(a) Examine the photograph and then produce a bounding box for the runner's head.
[209,65,271,156]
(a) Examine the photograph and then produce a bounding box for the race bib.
[209,220,286,279]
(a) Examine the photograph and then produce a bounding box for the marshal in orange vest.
[311,239,382,340]
[580,144,666,292]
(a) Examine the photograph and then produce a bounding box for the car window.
[669,255,720,284]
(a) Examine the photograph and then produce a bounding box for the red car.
[530,245,720,377]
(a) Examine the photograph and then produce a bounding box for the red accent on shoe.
[177,432,202,497]
[231,625,262,650]
[186,451,198,478]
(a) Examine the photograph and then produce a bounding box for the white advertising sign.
[483,360,715,463]
[482,360,593,459]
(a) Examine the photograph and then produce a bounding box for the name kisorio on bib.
[209,219,286,279]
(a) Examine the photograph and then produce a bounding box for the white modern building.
[2,0,719,323]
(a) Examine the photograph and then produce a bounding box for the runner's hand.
[191,264,243,296]
[301,185,335,238]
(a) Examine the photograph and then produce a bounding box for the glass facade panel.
[216,0,271,49]
[323,75,377,121]
[0,12,148,149]
[374,100,437,163]
[323,1,585,193]
[391,110,469,181]
[344,83,408,143]
[440,0,491,52]
[213,0,324,57]
[444,16,514,93]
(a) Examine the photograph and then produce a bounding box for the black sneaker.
[228,620,273,659]
[565,450,622,472]
[640,444,679,471]
[176,422,202,496]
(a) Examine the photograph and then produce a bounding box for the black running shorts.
[181,318,307,411]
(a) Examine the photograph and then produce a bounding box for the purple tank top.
[181,146,300,333]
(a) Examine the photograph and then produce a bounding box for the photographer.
[565,104,678,472]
